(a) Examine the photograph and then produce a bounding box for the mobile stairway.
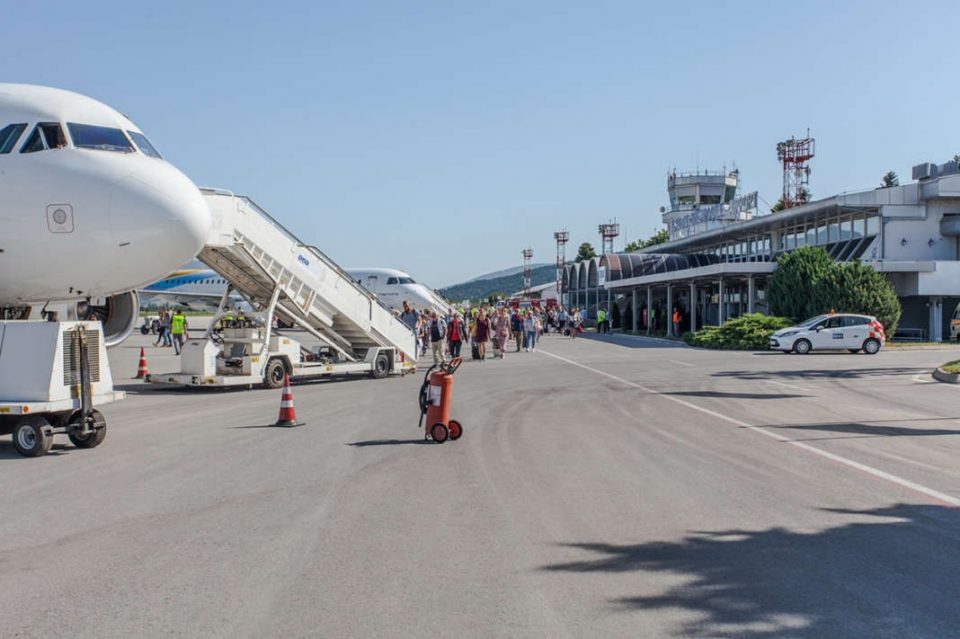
[147,189,417,388]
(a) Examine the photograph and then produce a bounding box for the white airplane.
[0,83,211,345]
[347,268,449,313]
[140,267,245,311]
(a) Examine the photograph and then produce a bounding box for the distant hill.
[463,263,550,283]
[441,264,557,302]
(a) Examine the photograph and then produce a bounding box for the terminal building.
[564,161,960,341]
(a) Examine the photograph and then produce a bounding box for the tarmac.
[2,330,960,638]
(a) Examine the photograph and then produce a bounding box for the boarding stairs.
[197,189,417,364]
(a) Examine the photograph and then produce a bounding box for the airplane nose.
[111,164,212,267]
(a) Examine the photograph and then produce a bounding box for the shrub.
[768,246,902,337]
[683,313,793,350]
[813,261,901,337]
[767,246,834,321]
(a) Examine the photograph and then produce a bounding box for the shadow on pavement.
[0,441,72,461]
[666,390,810,400]
[765,419,960,440]
[539,504,960,638]
[580,333,688,350]
[713,367,929,381]
[347,439,431,447]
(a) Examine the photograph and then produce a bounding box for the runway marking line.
[538,349,960,508]
[763,379,812,392]
[669,360,696,368]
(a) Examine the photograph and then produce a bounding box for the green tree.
[813,261,901,337]
[626,228,670,252]
[953,154,959,165]
[767,246,835,321]
[881,171,899,188]
[770,187,811,213]
[575,242,597,263]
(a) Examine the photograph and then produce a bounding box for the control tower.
[662,169,755,241]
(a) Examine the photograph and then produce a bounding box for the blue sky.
[4,1,959,286]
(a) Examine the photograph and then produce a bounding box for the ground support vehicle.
[147,189,417,389]
[0,321,123,456]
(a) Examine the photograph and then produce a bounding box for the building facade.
[564,161,960,341]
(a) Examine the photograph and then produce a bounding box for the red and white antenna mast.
[776,130,815,209]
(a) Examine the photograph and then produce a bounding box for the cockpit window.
[398,277,415,284]
[127,130,162,159]
[387,277,399,285]
[21,123,66,153]
[67,123,133,153]
[0,123,27,154]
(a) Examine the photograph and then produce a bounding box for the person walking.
[597,307,607,334]
[170,309,188,355]
[511,310,524,352]
[474,309,490,361]
[447,311,466,358]
[523,311,537,352]
[494,309,510,359]
[672,307,681,337]
[428,310,446,365]
[154,309,168,347]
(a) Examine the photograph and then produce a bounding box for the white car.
[770,314,885,355]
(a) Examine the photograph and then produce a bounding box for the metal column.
[718,279,725,324]
[747,276,756,314]
[666,285,673,336]
[631,288,638,334]
[690,282,697,332]
[930,296,943,342]
[646,287,653,335]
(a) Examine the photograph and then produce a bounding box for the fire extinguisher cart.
[418,357,464,443]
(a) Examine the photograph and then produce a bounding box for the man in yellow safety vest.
[171,309,188,355]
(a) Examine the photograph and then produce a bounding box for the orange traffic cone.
[274,373,303,427]
[135,347,149,379]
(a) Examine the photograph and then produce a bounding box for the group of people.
[151,308,189,354]
[398,301,587,365]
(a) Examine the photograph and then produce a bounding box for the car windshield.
[798,315,829,328]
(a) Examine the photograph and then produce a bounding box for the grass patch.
[941,360,960,374]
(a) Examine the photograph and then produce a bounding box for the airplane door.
[365,275,378,293]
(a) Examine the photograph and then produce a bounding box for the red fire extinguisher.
[418,357,464,443]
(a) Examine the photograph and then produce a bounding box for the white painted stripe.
[669,359,695,368]
[763,379,811,392]
[538,349,960,508]
[280,401,294,408]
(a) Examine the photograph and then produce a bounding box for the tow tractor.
[0,321,123,456]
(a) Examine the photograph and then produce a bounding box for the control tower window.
[128,130,162,159]
[68,123,133,153]
[0,123,26,154]
[700,195,722,204]
[20,123,66,153]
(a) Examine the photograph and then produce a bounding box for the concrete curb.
[932,367,960,384]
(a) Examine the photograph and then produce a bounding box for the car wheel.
[793,339,812,355]
[863,338,881,355]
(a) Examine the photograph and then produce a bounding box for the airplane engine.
[77,290,141,347]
